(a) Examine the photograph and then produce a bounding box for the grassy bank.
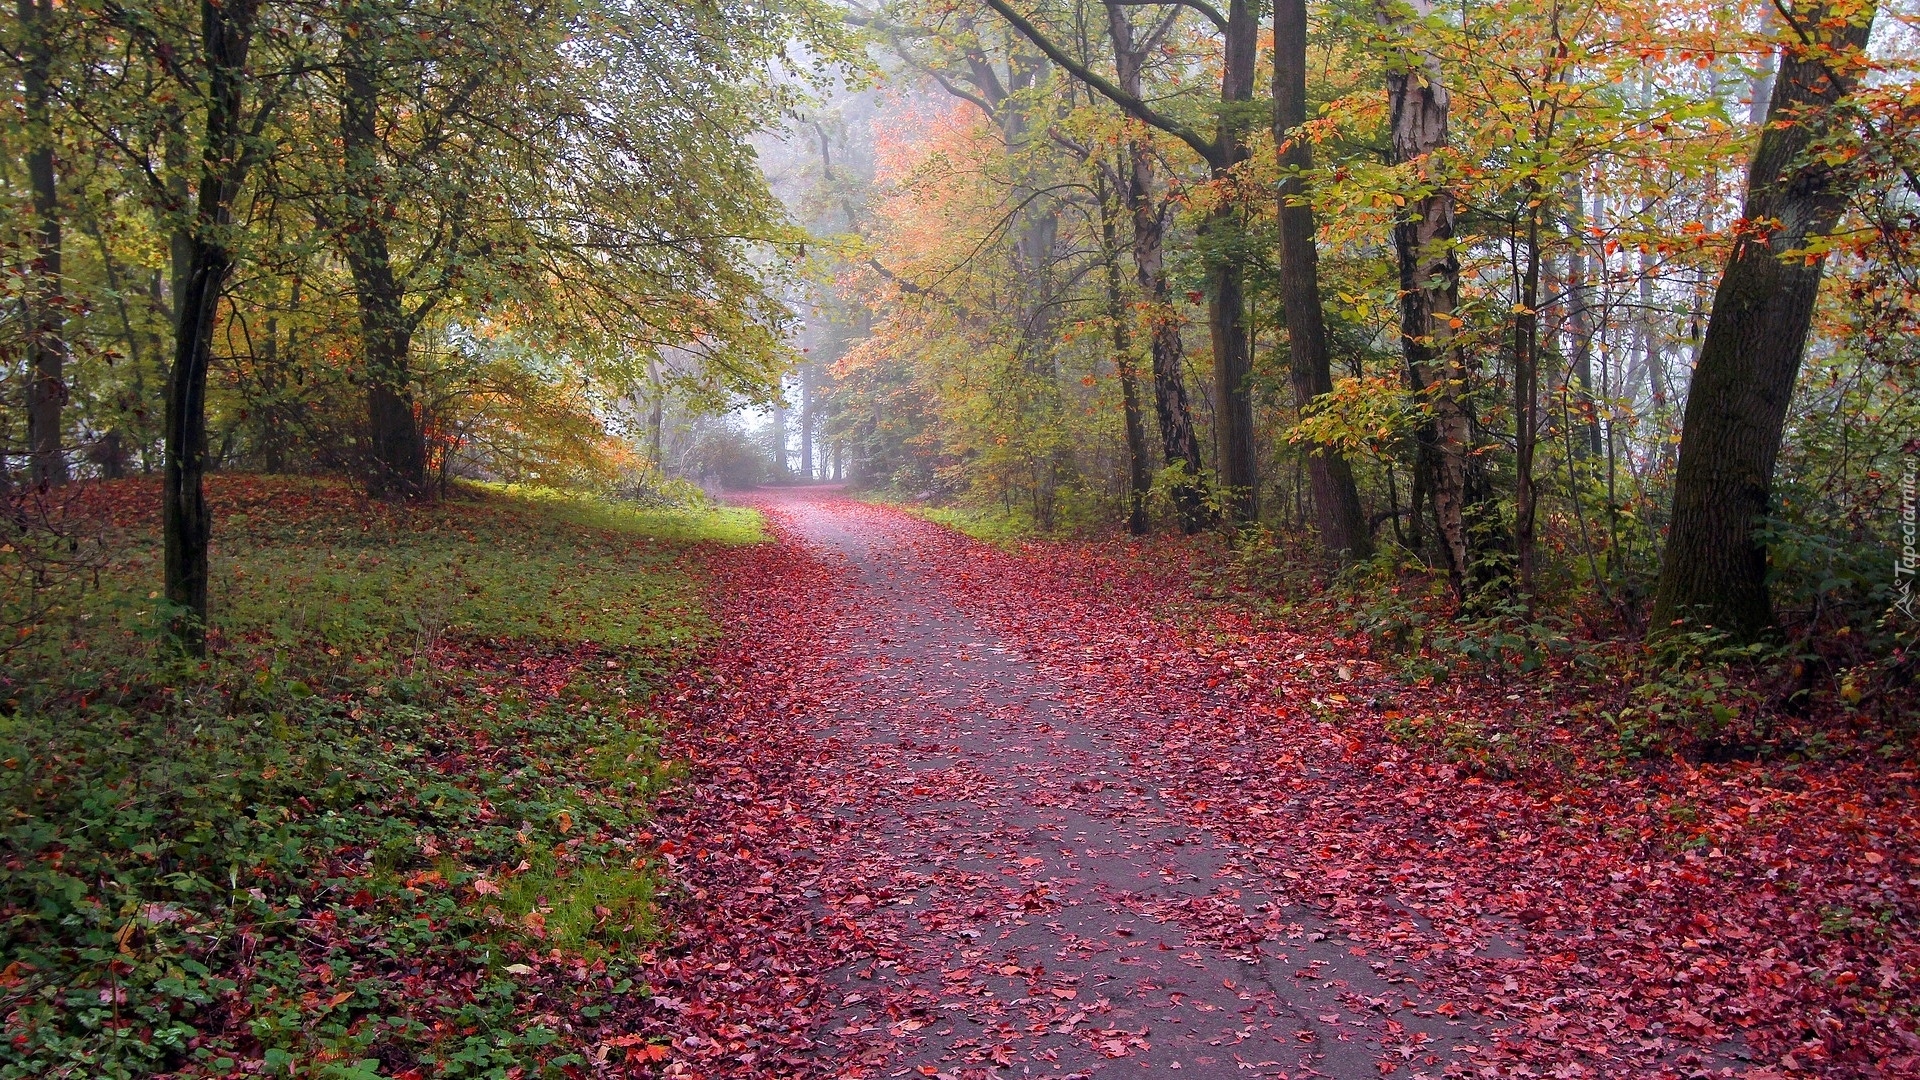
[855,494,1036,547]
[1,477,758,1078]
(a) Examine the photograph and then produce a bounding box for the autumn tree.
[1273,0,1369,558]
[10,0,68,485]
[1105,1,1209,531]
[985,0,1266,521]
[1651,0,1879,639]
[115,0,309,650]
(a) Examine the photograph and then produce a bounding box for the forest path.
[730,489,1478,1079]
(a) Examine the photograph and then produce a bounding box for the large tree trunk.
[1107,3,1207,531]
[164,0,260,652]
[1381,0,1487,599]
[1651,2,1875,639]
[1128,144,1209,532]
[1203,216,1256,519]
[1205,0,1260,522]
[342,46,426,498]
[1273,0,1369,559]
[20,0,67,486]
[1099,166,1151,535]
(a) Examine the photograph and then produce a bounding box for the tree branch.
[981,0,1216,162]
[926,63,998,117]
[1110,0,1226,33]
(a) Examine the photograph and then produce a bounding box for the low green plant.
[0,479,749,1077]
[1603,626,1778,759]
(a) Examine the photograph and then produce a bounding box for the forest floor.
[3,480,1914,1079]
[630,487,1917,1080]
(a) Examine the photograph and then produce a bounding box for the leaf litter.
[612,491,1916,1079]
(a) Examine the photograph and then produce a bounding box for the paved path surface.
[742,491,1488,1080]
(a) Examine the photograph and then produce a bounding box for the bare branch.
[1110,0,1226,33]
[981,0,1215,162]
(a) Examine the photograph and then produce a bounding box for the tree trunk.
[342,43,426,498]
[165,0,260,652]
[1274,0,1370,559]
[1513,196,1542,593]
[20,0,67,486]
[1205,0,1259,522]
[1099,165,1151,535]
[771,385,788,476]
[1107,3,1207,531]
[1565,181,1602,457]
[646,354,665,467]
[1381,0,1484,599]
[799,364,815,481]
[1651,2,1875,639]
[1204,214,1257,520]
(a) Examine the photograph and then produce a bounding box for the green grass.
[0,477,755,1078]
[861,495,1036,547]
[471,481,765,547]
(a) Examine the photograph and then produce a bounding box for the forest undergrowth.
[0,477,759,1078]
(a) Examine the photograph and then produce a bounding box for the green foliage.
[908,502,1039,546]
[1,0,848,490]
[1382,710,1547,780]
[473,482,765,547]
[0,481,743,1075]
[1607,628,1777,758]
[1335,550,1596,684]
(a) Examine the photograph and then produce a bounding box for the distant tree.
[986,0,1265,521]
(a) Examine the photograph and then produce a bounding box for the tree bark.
[1380,0,1487,600]
[165,0,261,652]
[1651,1,1875,639]
[1204,0,1259,522]
[1513,195,1542,592]
[341,39,426,498]
[1098,165,1151,535]
[20,0,68,486]
[1104,5,1208,531]
[1273,0,1370,559]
